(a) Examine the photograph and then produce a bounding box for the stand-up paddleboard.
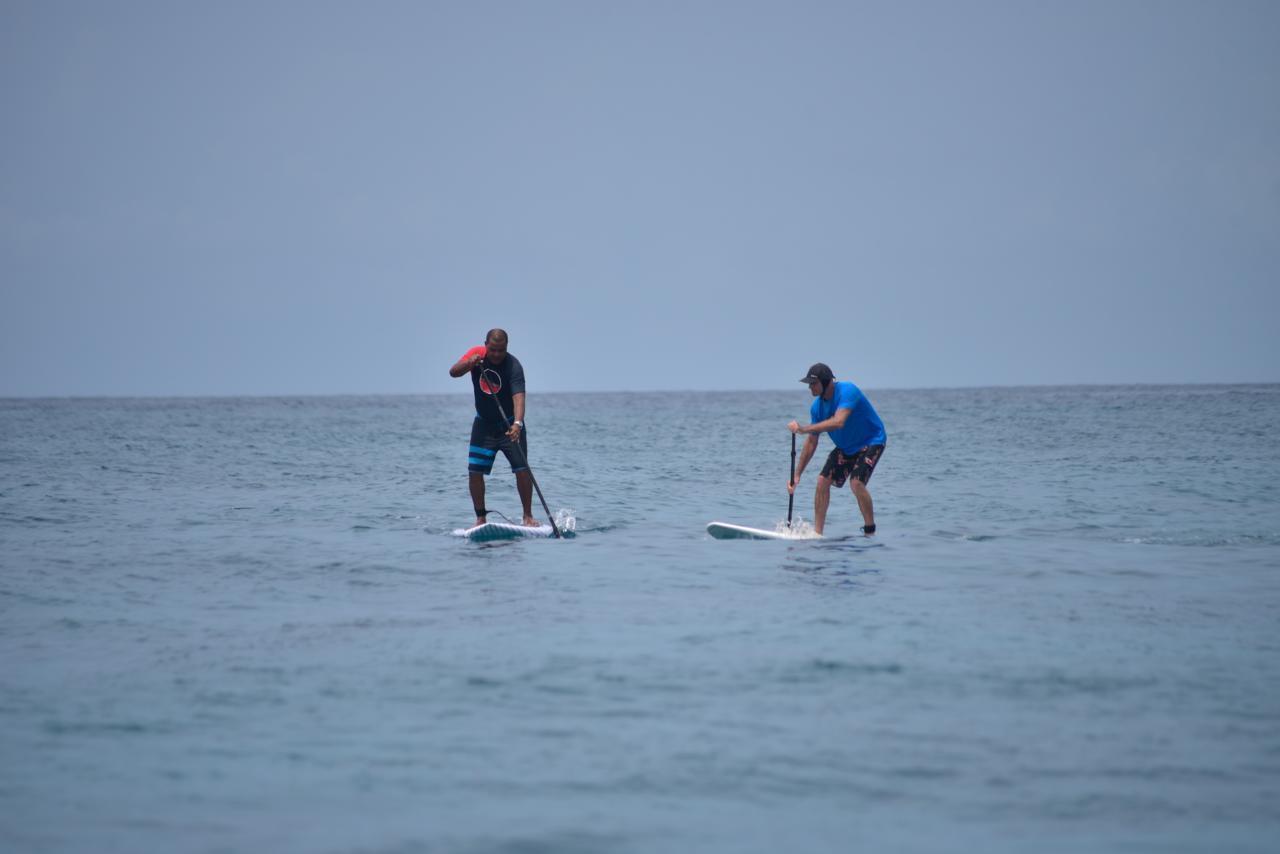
[706,522,822,541]
[454,521,556,542]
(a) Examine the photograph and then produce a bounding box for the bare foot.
[475,517,487,527]
[523,516,539,527]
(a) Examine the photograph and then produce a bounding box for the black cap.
[799,363,834,385]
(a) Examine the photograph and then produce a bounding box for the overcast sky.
[2,0,1277,396]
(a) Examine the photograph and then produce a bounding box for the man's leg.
[851,479,875,533]
[516,470,536,525]
[814,474,832,535]
[469,473,487,526]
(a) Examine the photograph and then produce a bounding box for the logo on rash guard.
[479,369,502,395]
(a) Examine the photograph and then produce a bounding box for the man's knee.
[815,474,832,493]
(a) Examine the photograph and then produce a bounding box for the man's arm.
[449,347,485,377]
[800,407,850,435]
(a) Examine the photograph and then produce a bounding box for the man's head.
[800,362,834,396]
[485,328,509,363]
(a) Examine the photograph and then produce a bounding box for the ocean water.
[2,385,1278,853]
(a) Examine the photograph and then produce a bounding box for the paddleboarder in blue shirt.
[787,363,886,536]
[449,328,537,528]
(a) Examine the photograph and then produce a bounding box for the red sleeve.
[458,345,486,363]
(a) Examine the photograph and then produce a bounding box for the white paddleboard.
[706,522,822,541]
[454,521,556,542]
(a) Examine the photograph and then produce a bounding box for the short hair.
[485,328,508,345]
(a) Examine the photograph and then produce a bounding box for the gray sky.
[2,0,1277,396]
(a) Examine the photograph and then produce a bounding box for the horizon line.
[2,379,1278,402]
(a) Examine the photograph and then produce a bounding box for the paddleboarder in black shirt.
[448,328,536,527]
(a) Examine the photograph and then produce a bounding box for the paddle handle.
[490,398,561,538]
[787,431,796,526]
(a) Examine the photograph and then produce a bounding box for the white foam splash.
[553,508,577,533]
[774,518,821,539]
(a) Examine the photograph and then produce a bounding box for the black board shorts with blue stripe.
[468,417,528,475]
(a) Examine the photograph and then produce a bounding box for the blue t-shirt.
[810,381,887,453]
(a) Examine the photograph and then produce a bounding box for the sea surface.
[2,385,1279,853]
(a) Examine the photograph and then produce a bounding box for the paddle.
[787,431,796,528]
[478,367,562,538]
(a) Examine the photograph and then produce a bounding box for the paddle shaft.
[489,396,561,538]
[787,431,796,526]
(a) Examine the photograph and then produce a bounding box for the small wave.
[990,671,1158,700]
[931,529,997,542]
[574,522,621,534]
[447,830,629,854]
[810,658,903,675]
[1120,532,1280,547]
[465,675,504,688]
[43,719,173,736]
[778,658,904,683]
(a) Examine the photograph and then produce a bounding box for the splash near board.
[706,522,822,541]
[454,522,556,542]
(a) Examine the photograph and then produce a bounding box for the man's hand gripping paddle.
[479,368,562,538]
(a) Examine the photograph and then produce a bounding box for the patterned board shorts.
[467,419,528,475]
[820,444,885,489]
